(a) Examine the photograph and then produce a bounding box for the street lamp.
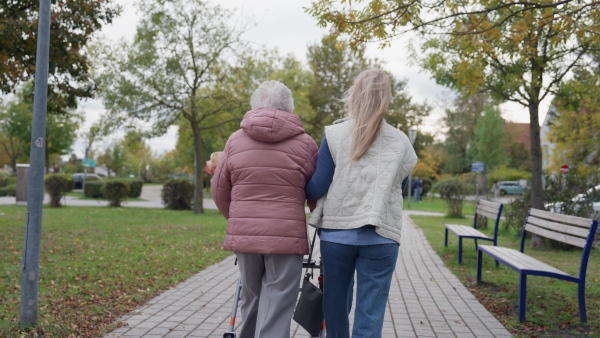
[407,128,417,209]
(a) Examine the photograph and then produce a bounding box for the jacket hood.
[240,108,306,143]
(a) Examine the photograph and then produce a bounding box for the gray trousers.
[235,252,303,338]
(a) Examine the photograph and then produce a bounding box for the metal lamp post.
[20,0,51,327]
[407,127,417,209]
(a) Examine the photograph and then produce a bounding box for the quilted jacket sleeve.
[305,135,319,212]
[211,140,232,219]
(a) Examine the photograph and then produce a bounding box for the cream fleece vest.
[308,119,418,244]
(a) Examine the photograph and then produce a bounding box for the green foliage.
[488,166,531,184]
[0,184,15,197]
[94,0,249,213]
[306,35,430,143]
[102,180,130,207]
[469,106,507,171]
[0,0,120,102]
[124,179,144,198]
[505,172,600,233]
[44,174,73,208]
[432,177,467,218]
[442,93,488,174]
[503,188,531,233]
[84,181,104,198]
[0,171,11,187]
[0,206,229,338]
[161,179,194,210]
[0,83,83,171]
[421,177,433,197]
[413,215,600,336]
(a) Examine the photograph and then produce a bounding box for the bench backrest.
[522,208,599,279]
[474,199,504,244]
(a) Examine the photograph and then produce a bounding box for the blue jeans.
[414,187,421,202]
[320,241,399,338]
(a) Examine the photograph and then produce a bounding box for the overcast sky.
[76,0,549,158]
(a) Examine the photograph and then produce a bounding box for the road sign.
[471,162,485,173]
[560,164,569,175]
[82,159,96,168]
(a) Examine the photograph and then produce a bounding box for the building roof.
[505,122,530,150]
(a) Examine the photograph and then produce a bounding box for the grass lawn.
[411,215,600,338]
[403,195,476,215]
[0,206,230,337]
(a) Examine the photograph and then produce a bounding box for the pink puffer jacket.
[211,108,318,255]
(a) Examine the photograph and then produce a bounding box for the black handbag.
[293,230,324,337]
[293,274,324,337]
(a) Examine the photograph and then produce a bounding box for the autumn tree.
[307,1,598,48]
[419,5,599,248]
[549,66,600,176]
[95,0,248,213]
[0,0,120,103]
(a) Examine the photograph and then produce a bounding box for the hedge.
[102,180,130,207]
[0,184,16,197]
[84,181,104,198]
[161,179,194,210]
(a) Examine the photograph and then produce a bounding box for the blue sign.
[471,162,485,173]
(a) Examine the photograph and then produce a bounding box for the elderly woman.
[211,80,318,338]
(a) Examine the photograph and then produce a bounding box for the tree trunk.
[528,101,545,248]
[191,123,204,214]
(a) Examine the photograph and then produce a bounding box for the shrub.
[0,184,16,197]
[125,179,144,198]
[0,171,11,188]
[505,171,600,234]
[102,180,130,207]
[421,177,433,197]
[161,179,194,210]
[44,174,73,208]
[84,181,104,198]
[432,177,467,218]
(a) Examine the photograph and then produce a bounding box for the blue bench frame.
[477,208,599,322]
[444,199,504,264]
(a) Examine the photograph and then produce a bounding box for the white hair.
[250,80,294,113]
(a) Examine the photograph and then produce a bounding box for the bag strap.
[305,230,318,279]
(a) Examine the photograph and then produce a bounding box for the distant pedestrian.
[306,68,418,338]
[414,177,422,202]
[211,81,318,338]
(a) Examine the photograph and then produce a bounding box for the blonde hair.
[344,68,392,161]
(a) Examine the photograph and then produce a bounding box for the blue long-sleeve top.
[305,135,402,245]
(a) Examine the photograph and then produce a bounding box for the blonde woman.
[306,68,417,338]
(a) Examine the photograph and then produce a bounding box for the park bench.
[476,208,599,322]
[444,199,504,264]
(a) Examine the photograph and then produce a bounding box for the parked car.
[546,184,600,218]
[71,173,103,189]
[495,181,525,195]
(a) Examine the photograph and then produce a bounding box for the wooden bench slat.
[478,245,571,276]
[527,216,591,239]
[526,224,587,248]
[446,224,491,239]
[478,199,502,209]
[477,204,501,215]
[529,208,592,228]
[477,210,499,220]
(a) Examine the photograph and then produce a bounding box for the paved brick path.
[103,214,512,338]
